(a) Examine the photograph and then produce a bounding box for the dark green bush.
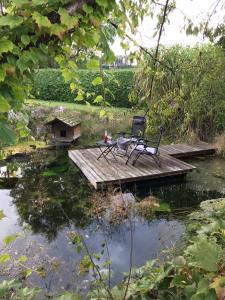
[31,68,134,108]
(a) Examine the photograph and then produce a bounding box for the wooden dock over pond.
[68,142,216,189]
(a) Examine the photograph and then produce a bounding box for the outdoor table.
[96,140,117,162]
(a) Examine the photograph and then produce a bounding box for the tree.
[0,0,150,146]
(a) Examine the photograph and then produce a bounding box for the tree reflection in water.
[10,150,93,241]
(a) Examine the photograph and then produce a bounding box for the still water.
[0,151,224,296]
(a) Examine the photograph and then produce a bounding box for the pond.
[0,150,224,297]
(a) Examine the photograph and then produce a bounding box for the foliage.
[133,44,225,140]
[31,68,135,108]
[0,0,151,145]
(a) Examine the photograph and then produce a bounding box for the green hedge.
[31,68,135,108]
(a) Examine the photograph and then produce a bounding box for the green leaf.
[0,253,10,264]
[0,122,17,145]
[0,38,14,54]
[0,67,5,82]
[185,237,223,272]
[96,0,108,8]
[32,12,51,28]
[0,95,10,113]
[94,95,103,103]
[92,76,102,86]
[12,0,29,6]
[54,291,81,300]
[86,59,99,69]
[99,109,106,118]
[0,16,23,29]
[58,8,78,30]
[3,234,17,245]
[18,255,27,263]
[103,49,116,63]
[21,35,30,46]
[21,269,32,278]
[83,4,93,14]
[75,92,84,101]
[0,210,6,220]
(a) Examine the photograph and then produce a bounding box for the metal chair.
[125,126,164,167]
[118,116,146,141]
[116,116,146,156]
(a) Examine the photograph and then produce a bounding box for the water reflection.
[0,151,224,295]
[10,150,92,241]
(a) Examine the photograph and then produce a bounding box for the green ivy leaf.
[92,76,102,86]
[0,95,10,113]
[32,12,51,28]
[83,4,93,14]
[0,122,17,145]
[0,15,23,29]
[0,38,14,54]
[0,253,11,264]
[21,35,30,46]
[96,0,108,8]
[0,67,5,82]
[58,8,78,30]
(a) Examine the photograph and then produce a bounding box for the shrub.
[31,68,135,108]
[133,44,225,140]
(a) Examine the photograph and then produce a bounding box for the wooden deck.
[68,142,216,189]
[160,141,216,158]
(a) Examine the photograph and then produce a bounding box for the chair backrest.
[154,126,164,154]
[131,116,146,138]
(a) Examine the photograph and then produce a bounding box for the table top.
[96,140,117,146]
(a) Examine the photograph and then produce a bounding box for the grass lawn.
[26,99,139,117]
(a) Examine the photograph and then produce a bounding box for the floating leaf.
[3,234,17,245]
[0,253,10,264]
[18,255,27,263]
[0,210,6,220]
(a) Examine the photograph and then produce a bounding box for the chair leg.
[132,152,141,166]
[152,154,161,167]
[125,146,136,165]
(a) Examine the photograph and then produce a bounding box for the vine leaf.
[185,237,223,272]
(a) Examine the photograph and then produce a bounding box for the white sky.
[112,0,225,55]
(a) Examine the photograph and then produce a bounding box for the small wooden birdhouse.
[45,117,81,144]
